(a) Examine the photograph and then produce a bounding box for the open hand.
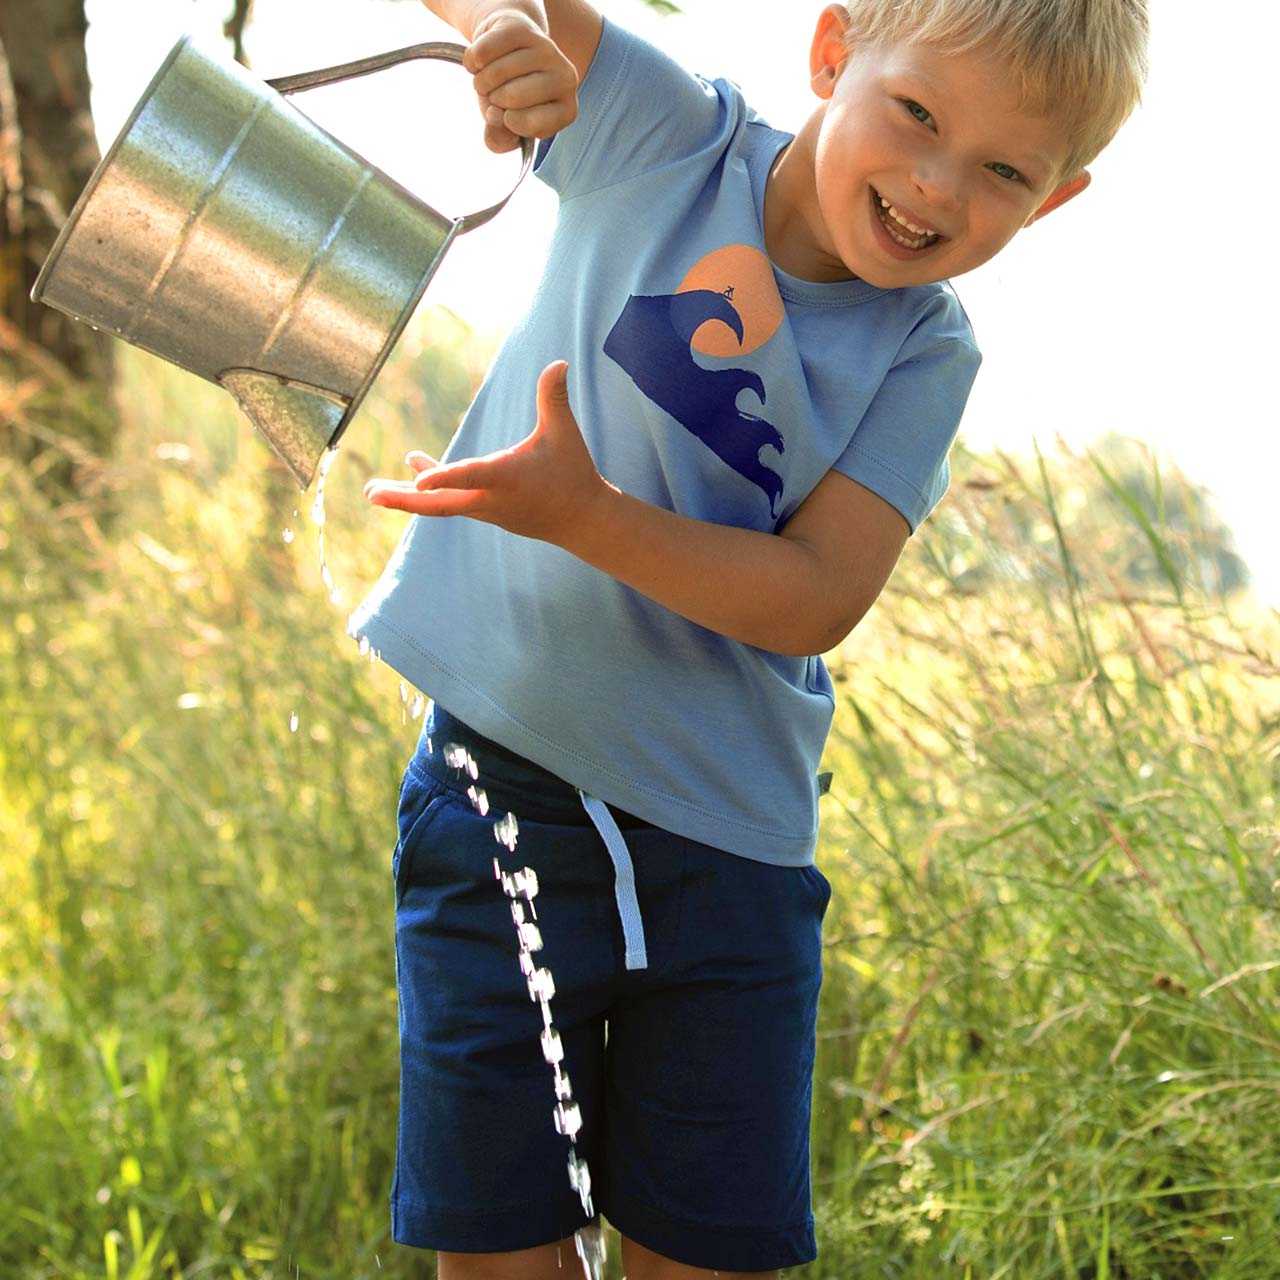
[363,361,610,546]
[465,8,579,154]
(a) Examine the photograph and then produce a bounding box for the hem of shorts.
[350,614,819,866]
[391,1190,593,1254]
[598,1187,817,1272]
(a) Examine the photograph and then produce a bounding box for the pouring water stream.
[306,446,608,1280]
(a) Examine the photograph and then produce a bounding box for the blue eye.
[902,99,933,126]
[990,162,1023,183]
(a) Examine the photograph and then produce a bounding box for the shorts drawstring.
[578,790,648,971]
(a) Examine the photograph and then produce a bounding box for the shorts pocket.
[805,863,833,918]
[393,769,451,907]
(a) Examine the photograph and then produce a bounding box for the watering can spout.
[219,369,349,489]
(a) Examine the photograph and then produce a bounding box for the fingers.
[413,457,490,491]
[484,123,522,155]
[365,482,489,519]
[463,16,541,75]
[536,360,571,415]
[482,68,566,113]
[490,100,572,141]
[471,46,547,96]
[475,93,520,152]
[465,16,575,150]
[363,455,489,496]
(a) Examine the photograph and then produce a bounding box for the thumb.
[537,360,572,419]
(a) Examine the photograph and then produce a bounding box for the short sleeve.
[533,14,741,202]
[833,310,982,536]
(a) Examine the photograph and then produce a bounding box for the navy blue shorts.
[390,701,832,1272]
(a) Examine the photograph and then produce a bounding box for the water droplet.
[528,967,555,1002]
[553,1100,582,1139]
[289,712,299,733]
[540,1026,563,1064]
[567,1148,590,1197]
[494,813,520,851]
[282,527,295,544]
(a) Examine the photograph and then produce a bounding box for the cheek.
[974,192,1032,243]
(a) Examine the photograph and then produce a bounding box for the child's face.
[787,5,1089,288]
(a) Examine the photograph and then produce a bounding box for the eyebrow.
[896,70,1055,173]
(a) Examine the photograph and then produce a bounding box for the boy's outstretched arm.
[364,363,909,657]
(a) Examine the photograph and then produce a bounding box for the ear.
[811,4,852,99]
[1025,169,1091,226]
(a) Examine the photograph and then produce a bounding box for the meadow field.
[1,308,1277,1278]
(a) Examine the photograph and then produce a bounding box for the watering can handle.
[266,41,535,236]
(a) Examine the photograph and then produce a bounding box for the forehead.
[860,39,1067,171]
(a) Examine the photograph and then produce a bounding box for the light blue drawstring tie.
[577,790,648,971]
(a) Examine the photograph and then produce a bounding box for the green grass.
[2,309,1278,1278]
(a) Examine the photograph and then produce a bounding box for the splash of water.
[314,443,602,1275]
[311,447,342,607]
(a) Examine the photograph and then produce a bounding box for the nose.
[910,164,962,217]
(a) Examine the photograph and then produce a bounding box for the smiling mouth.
[870,187,944,251]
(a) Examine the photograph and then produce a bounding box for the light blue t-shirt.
[347,14,981,865]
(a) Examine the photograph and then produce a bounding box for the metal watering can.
[32,34,533,489]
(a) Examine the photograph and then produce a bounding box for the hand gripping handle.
[266,41,535,234]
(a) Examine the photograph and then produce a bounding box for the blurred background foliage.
[1,297,1278,1277]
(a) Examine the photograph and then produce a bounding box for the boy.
[353,1,1148,1276]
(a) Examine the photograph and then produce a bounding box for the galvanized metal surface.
[32,35,533,488]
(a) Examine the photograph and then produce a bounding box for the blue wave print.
[603,289,785,518]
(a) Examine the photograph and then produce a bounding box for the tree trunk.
[0,0,116,511]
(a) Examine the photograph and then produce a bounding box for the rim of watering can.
[31,34,196,312]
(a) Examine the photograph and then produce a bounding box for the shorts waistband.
[409,702,657,830]
[409,701,651,970]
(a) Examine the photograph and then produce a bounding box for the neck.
[763,114,859,284]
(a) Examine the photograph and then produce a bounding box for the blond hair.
[836,0,1149,187]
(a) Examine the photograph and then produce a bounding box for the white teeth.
[878,195,935,236]
[875,192,939,248]
[891,205,929,235]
